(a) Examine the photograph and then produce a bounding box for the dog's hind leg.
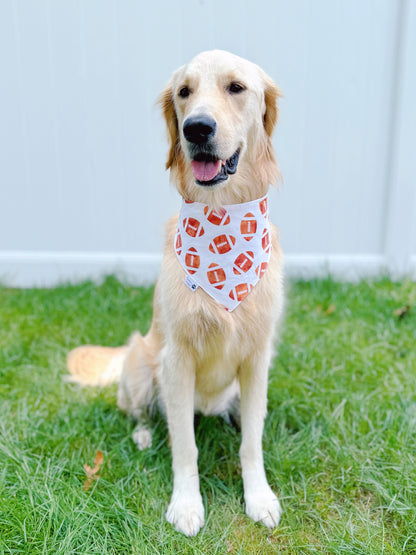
[117,329,160,450]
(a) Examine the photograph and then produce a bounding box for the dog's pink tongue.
[191,160,221,182]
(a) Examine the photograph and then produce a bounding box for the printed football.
[261,229,271,253]
[240,212,257,241]
[233,251,254,275]
[203,206,231,226]
[175,230,182,255]
[259,197,268,217]
[206,263,227,290]
[209,234,236,255]
[184,247,200,274]
[255,261,268,278]
[183,217,205,238]
[229,283,253,302]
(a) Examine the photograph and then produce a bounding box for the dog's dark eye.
[228,82,245,94]
[178,86,191,98]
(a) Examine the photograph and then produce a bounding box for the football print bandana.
[175,195,271,312]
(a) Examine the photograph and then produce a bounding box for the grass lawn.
[0,277,415,554]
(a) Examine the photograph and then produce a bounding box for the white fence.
[1,0,415,287]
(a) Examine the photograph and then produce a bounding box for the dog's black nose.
[183,116,216,144]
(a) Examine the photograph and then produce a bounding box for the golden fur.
[67,50,284,536]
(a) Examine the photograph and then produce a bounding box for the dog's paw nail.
[166,493,205,536]
[172,511,204,537]
[245,490,282,529]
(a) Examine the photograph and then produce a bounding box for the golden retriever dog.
[67,50,284,536]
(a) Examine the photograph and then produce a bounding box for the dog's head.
[159,50,281,204]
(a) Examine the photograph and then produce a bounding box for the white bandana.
[174,195,271,312]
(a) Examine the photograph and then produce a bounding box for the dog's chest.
[193,338,241,415]
[185,307,249,393]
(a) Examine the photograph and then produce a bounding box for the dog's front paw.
[166,489,205,536]
[245,486,282,529]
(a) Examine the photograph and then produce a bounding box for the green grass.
[1,276,416,554]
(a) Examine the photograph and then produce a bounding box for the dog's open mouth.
[190,149,240,186]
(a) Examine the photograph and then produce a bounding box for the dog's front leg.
[239,348,282,528]
[160,345,204,536]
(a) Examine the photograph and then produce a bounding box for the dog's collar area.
[193,149,240,187]
[175,194,271,311]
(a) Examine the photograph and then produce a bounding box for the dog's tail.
[66,344,128,386]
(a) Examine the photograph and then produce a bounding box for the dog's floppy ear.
[158,82,180,170]
[254,71,282,186]
[263,76,282,137]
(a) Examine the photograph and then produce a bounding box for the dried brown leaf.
[316,304,336,315]
[83,450,104,491]
[94,450,104,468]
[393,305,410,319]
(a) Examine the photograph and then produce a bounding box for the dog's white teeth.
[221,160,226,166]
